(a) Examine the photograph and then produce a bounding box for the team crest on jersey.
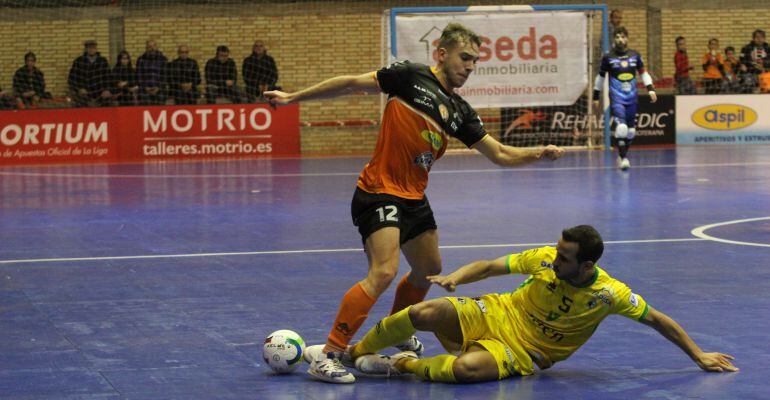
[439,104,449,122]
[621,60,629,68]
[420,130,443,150]
[590,287,614,307]
[414,151,435,171]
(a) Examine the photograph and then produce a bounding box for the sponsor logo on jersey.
[546,311,561,321]
[413,151,435,170]
[412,84,437,99]
[503,347,517,373]
[526,311,564,342]
[691,104,757,130]
[629,292,639,308]
[413,96,434,110]
[473,297,488,313]
[420,130,443,150]
[591,287,614,307]
[439,104,449,122]
[618,72,634,81]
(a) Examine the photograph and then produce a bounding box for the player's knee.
[614,123,629,139]
[421,262,442,277]
[408,301,432,329]
[452,358,494,383]
[408,300,443,330]
[371,268,398,289]
[366,264,399,294]
[627,127,636,140]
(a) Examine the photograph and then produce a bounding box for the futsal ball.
[263,329,306,373]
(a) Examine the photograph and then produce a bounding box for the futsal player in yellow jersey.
[349,225,738,382]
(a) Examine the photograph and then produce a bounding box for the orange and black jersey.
[357,61,487,200]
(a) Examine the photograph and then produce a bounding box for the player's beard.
[614,41,628,53]
[555,265,580,281]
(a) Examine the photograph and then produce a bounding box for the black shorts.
[351,187,437,245]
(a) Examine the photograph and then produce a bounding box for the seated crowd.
[2,29,768,109]
[1,38,280,109]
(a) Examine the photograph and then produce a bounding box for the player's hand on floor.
[541,145,565,161]
[696,352,739,372]
[427,275,458,292]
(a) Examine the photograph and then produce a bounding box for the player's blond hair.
[437,23,482,50]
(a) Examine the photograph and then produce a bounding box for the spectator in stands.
[674,36,696,95]
[609,10,622,42]
[136,39,168,105]
[739,29,770,93]
[68,40,113,107]
[13,52,50,107]
[701,38,725,94]
[205,45,241,104]
[723,46,741,93]
[166,44,201,105]
[0,86,17,109]
[112,50,139,106]
[243,40,279,102]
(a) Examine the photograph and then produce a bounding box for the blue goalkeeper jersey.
[599,49,646,105]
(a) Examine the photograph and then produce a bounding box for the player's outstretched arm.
[263,71,380,105]
[473,135,564,167]
[640,306,738,372]
[427,255,510,292]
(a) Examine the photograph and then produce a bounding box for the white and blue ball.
[262,329,306,373]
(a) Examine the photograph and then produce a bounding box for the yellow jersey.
[502,246,649,368]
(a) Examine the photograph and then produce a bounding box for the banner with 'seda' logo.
[676,95,770,144]
[393,12,587,108]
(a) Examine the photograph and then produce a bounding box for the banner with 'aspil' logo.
[392,12,587,108]
[676,95,770,144]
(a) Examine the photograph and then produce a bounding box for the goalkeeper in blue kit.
[594,27,657,171]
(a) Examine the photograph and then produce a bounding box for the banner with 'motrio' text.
[393,12,588,108]
[0,103,300,166]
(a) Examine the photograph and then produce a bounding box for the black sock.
[617,138,632,159]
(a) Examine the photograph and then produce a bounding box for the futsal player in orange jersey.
[265,23,565,383]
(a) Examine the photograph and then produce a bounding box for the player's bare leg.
[391,229,443,354]
[307,227,401,383]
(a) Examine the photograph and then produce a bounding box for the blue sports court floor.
[1,145,768,399]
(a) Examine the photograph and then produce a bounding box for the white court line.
[0,237,706,265]
[691,217,770,248]
[0,161,769,179]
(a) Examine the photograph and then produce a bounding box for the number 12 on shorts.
[376,205,398,222]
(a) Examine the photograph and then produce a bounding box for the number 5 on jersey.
[376,205,399,222]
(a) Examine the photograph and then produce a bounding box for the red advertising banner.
[0,107,117,165]
[0,103,300,166]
